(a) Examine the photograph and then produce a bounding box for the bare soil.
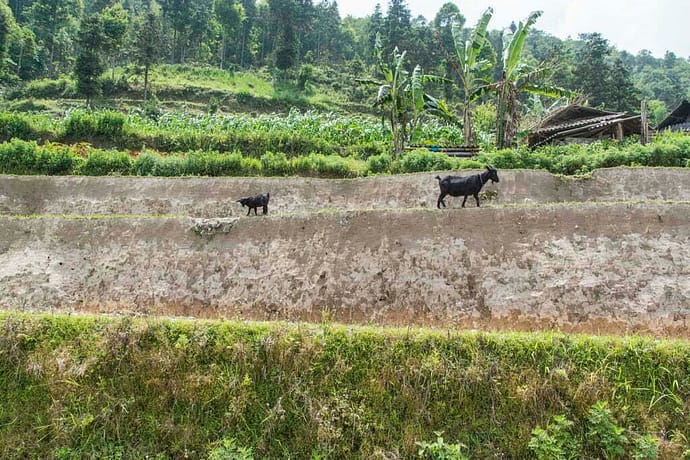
[1,168,688,336]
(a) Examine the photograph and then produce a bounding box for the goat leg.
[474,193,480,207]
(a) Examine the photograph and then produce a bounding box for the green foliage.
[366,153,392,174]
[260,151,291,176]
[528,415,579,459]
[0,139,76,174]
[632,434,660,460]
[394,150,454,173]
[1,109,689,178]
[0,315,688,458]
[13,78,73,99]
[77,149,133,175]
[416,432,468,459]
[208,438,254,460]
[64,110,126,139]
[586,401,628,459]
[0,112,36,141]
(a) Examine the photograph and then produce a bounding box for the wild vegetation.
[0,313,688,459]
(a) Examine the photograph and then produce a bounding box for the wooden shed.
[656,100,690,132]
[528,105,642,149]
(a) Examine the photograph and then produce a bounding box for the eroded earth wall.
[1,167,689,216]
[1,201,688,336]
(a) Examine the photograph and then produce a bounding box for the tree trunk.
[463,102,474,146]
[219,30,225,70]
[641,100,649,145]
[143,64,149,102]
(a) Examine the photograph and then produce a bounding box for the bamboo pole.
[641,100,649,145]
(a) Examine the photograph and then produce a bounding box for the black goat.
[237,192,270,216]
[435,166,499,209]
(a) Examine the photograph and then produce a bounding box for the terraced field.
[1,167,689,336]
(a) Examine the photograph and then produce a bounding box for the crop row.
[0,132,688,178]
[0,109,468,158]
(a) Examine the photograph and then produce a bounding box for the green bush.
[20,78,72,99]
[395,150,455,173]
[260,151,292,176]
[292,153,364,177]
[586,401,628,459]
[133,151,159,176]
[96,111,126,137]
[366,153,392,174]
[64,110,98,138]
[186,151,248,176]
[0,112,36,142]
[416,432,468,459]
[0,139,76,175]
[78,149,133,175]
[528,415,579,460]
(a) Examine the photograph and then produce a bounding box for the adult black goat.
[435,166,499,209]
[237,192,270,216]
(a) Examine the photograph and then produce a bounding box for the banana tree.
[448,7,494,146]
[490,11,575,148]
[359,37,456,155]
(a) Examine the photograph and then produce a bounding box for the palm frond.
[504,11,542,79]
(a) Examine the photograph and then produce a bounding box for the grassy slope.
[0,313,688,459]
[5,64,373,115]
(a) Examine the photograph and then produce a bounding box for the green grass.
[0,312,688,459]
[150,65,275,96]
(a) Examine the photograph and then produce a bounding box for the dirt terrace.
[0,168,688,336]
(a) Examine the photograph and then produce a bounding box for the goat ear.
[485,165,490,171]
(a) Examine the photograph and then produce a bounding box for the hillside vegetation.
[1,313,688,459]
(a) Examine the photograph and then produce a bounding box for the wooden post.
[641,100,649,145]
[615,122,624,141]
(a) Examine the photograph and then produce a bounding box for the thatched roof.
[528,105,642,148]
[657,100,690,132]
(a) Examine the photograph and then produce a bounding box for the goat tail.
[435,175,442,182]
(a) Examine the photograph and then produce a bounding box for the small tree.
[359,36,454,155]
[99,3,128,79]
[490,11,574,148]
[133,2,163,102]
[214,0,245,69]
[447,7,494,146]
[74,15,105,105]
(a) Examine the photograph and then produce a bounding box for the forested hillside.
[0,0,689,126]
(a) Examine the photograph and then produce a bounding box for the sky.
[337,0,689,59]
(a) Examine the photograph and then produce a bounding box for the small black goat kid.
[435,166,499,209]
[237,192,270,216]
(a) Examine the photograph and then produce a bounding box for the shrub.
[96,111,126,137]
[185,151,247,176]
[292,153,364,177]
[64,110,97,138]
[21,78,72,99]
[78,149,133,175]
[0,140,77,175]
[260,151,292,176]
[416,432,468,460]
[0,139,40,174]
[133,151,159,176]
[208,438,254,460]
[528,415,579,460]
[366,153,392,174]
[395,150,455,173]
[585,401,628,459]
[0,113,36,142]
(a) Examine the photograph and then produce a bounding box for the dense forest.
[0,0,689,130]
